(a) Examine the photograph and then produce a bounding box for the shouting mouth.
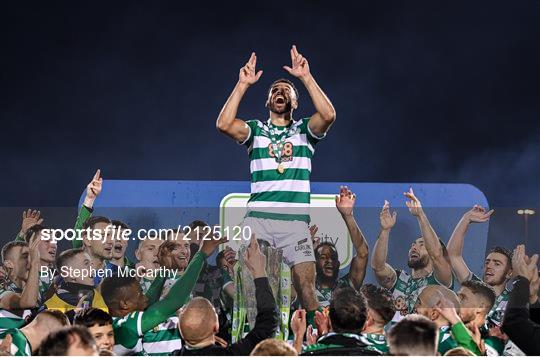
[113,243,123,254]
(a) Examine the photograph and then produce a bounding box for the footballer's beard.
[407,254,429,270]
[484,272,508,287]
[267,99,293,115]
[316,264,339,286]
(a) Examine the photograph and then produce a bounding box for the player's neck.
[90,254,106,271]
[269,111,292,126]
[21,325,42,353]
[363,325,385,335]
[186,336,215,349]
[10,275,24,289]
[411,267,431,279]
[110,256,125,267]
[491,283,506,296]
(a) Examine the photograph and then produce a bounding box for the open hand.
[512,245,539,282]
[380,200,397,231]
[404,187,423,217]
[464,205,494,224]
[21,209,43,235]
[335,186,355,217]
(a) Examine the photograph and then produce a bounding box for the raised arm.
[371,200,398,289]
[0,236,41,309]
[14,209,43,241]
[283,45,336,137]
[141,237,226,333]
[73,169,102,248]
[447,206,494,283]
[335,186,368,290]
[404,188,452,286]
[216,52,262,143]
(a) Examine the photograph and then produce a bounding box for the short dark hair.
[487,246,512,268]
[187,220,209,231]
[461,279,496,310]
[74,307,112,328]
[24,224,48,243]
[360,284,396,325]
[269,78,299,100]
[388,314,438,356]
[328,287,367,334]
[38,325,97,356]
[1,241,28,262]
[111,220,129,230]
[315,242,339,262]
[101,276,139,308]
[82,216,112,230]
[56,248,85,270]
[216,250,226,268]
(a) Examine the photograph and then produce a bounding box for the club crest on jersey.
[268,142,294,162]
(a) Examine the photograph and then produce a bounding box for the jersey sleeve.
[239,120,259,148]
[73,205,93,248]
[113,311,144,352]
[300,117,326,146]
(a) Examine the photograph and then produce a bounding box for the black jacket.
[501,275,540,356]
[174,277,278,356]
[300,333,382,356]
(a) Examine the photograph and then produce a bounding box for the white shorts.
[241,216,315,267]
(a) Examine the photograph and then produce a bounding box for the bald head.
[179,297,218,345]
[416,285,460,325]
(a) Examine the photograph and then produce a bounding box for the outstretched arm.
[73,169,102,248]
[216,52,262,143]
[336,186,368,290]
[404,188,452,286]
[447,206,494,283]
[15,209,43,241]
[283,45,336,137]
[141,237,226,333]
[0,235,41,309]
[371,200,398,289]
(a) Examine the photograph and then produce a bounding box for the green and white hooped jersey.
[390,269,453,321]
[141,316,182,356]
[5,328,32,356]
[0,285,32,336]
[242,118,325,223]
[362,333,388,353]
[113,312,145,355]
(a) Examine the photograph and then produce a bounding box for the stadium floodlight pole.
[517,209,535,246]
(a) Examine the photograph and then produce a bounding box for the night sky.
[1,1,539,211]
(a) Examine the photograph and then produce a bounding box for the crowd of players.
[0,170,538,356]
